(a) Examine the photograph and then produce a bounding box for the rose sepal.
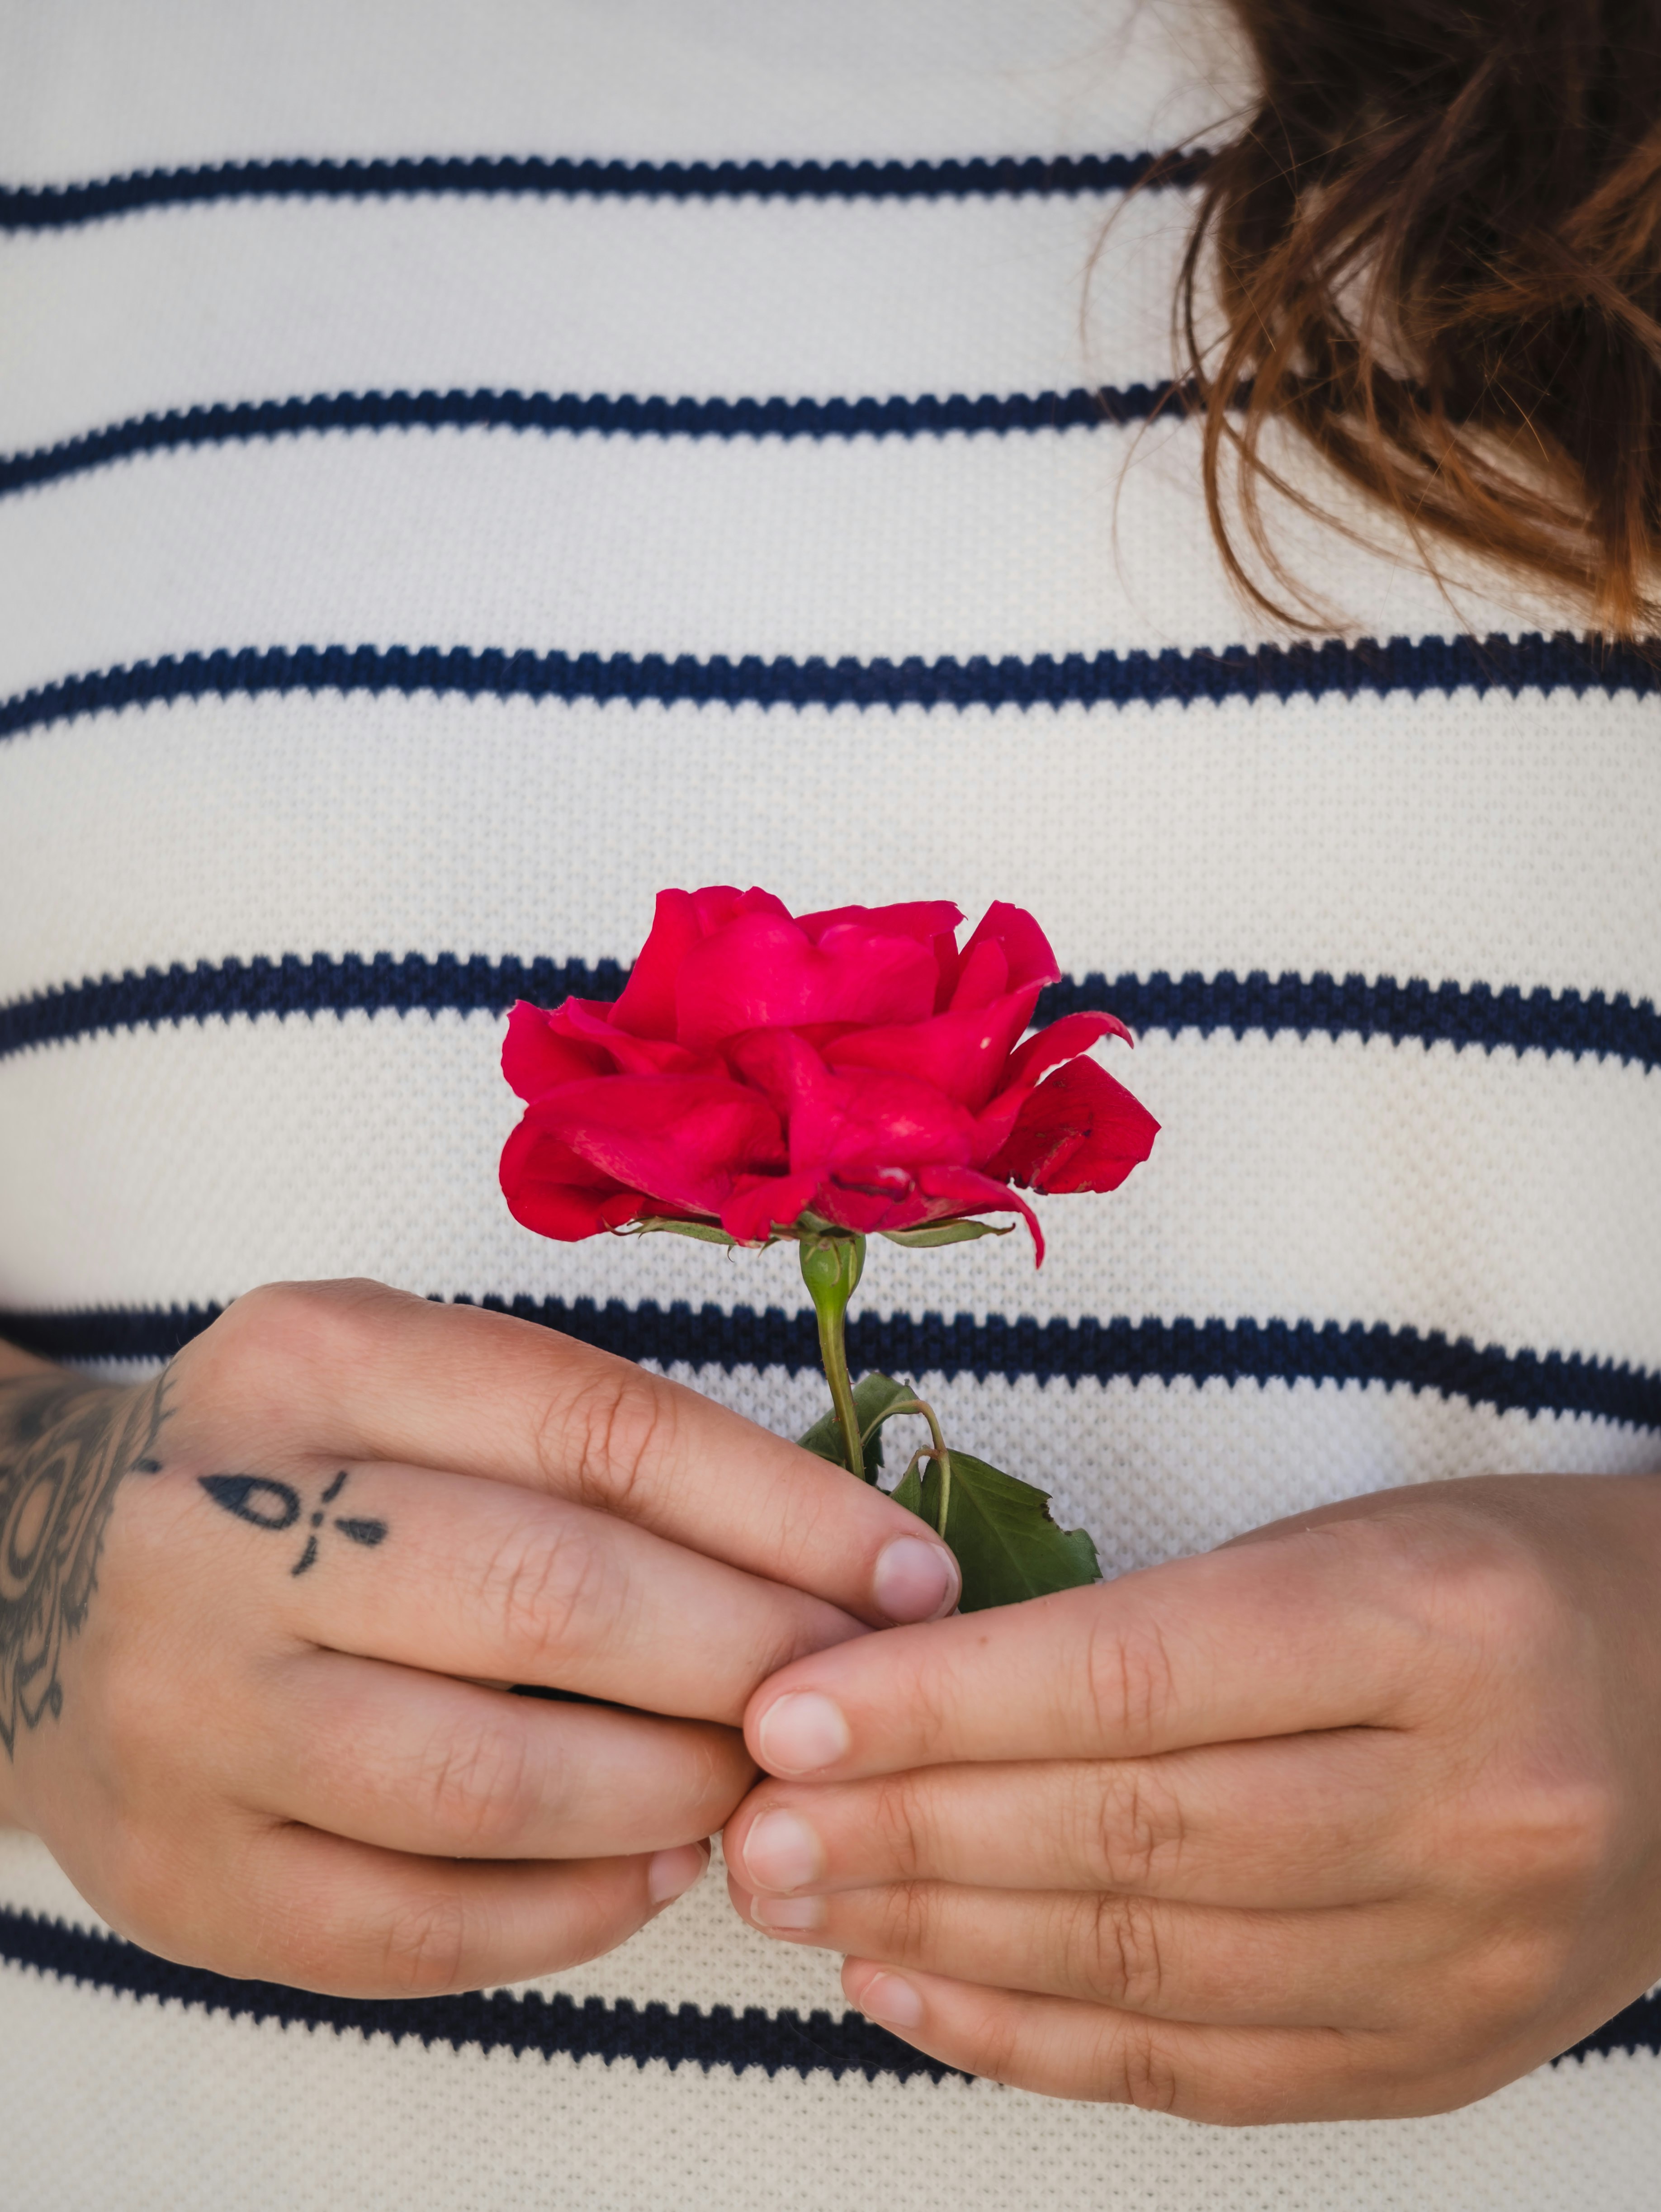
[878,1220,1014,1248]
[621,1216,741,1245]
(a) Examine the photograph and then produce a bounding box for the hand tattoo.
[0,1371,171,1758]
[199,1466,387,1575]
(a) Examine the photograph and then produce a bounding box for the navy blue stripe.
[2,953,1656,1073]
[5,1299,1655,1430]
[0,383,1175,499]
[0,1907,949,2082]
[1,1907,1653,2074]
[0,148,1207,231]
[3,631,1656,747]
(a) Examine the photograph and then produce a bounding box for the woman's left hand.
[723,1473,1661,2122]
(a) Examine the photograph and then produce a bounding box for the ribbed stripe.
[1,1907,1653,2075]
[0,1907,946,2081]
[5,1298,1655,1428]
[2,954,1655,1073]
[0,148,1207,231]
[4,632,1656,747]
[0,383,1180,500]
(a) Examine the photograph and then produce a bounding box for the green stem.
[890,1397,952,1539]
[800,1235,867,1481]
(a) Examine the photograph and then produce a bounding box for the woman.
[1,0,1656,2204]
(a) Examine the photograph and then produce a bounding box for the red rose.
[499,887,1158,1261]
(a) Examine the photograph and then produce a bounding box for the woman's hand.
[724,1473,1661,2122]
[0,1279,959,1998]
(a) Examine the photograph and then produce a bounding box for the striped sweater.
[1,2,1657,2205]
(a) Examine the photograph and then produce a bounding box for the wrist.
[0,1335,58,1384]
[0,1360,150,1827]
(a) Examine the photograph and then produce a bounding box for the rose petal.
[795,900,963,947]
[675,912,939,1049]
[961,901,1062,993]
[727,1024,834,1122]
[946,936,1009,1012]
[725,885,793,926]
[551,996,701,1075]
[915,1164,1045,1264]
[811,1071,976,1181]
[499,1115,647,1240]
[720,1170,820,1245]
[930,928,961,1012]
[810,1177,928,1235]
[609,890,707,1039]
[1002,1010,1136,1092]
[823,986,1041,1110]
[532,1073,787,1214]
[989,1059,1159,1194]
[502,1001,611,1101]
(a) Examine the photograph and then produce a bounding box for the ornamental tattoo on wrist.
[0,1369,171,1758]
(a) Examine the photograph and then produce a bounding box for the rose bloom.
[499,888,1157,1260]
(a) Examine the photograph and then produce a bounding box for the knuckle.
[1448,1546,1563,1655]
[1396,1523,1567,1673]
[683,1724,753,1829]
[481,1518,623,1671]
[1443,1931,1564,2048]
[1082,1609,1181,1755]
[966,1998,1027,2088]
[904,1651,967,1748]
[1088,1761,1186,1891]
[193,1277,396,1406]
[375,1890,471,1996]
[1079,1891,1169,2013]
[1511,1767,1619,1891]
[873,1879,937,1962]
[555,1362,678,1518]
[1104,2020,1183,2114]
[867,1771,934,1882]
[1425,1686,1623,1903]
[415,1721,543,1853]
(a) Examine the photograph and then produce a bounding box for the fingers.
[244,1460,866,1725]
[743,1536,1428,1778]
[835,1961,1413,2121]
[240,1652,753,1860]
[731,1873,1420,2029]
[724,1733,1419,1910]
[141,1820,711,1999]
[189,1282,959,1627]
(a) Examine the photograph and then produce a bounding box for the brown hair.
[1180,0,1661,635]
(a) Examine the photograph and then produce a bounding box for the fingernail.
[872,1535,960,1623]
[750,1892,826,1933]
[858,1971,924,2031]
[755,1691,851,1777]
[647,1843,707,1908]
[741,1808,823,1893]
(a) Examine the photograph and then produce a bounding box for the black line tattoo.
[199,1467,387,1575]
[0,1370,172,1759]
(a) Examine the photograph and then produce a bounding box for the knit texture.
[1,1,1658,2205]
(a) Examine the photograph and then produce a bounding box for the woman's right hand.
[0,1278,959,1998]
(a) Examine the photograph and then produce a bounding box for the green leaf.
[796,1372,914,1475]
[879,1220,1014,1248]
[628,1217,738,1245]
[911,1452,1100,1612]
[890,1461,926,1517]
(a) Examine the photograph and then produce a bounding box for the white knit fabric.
[1,2,1657,2205]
